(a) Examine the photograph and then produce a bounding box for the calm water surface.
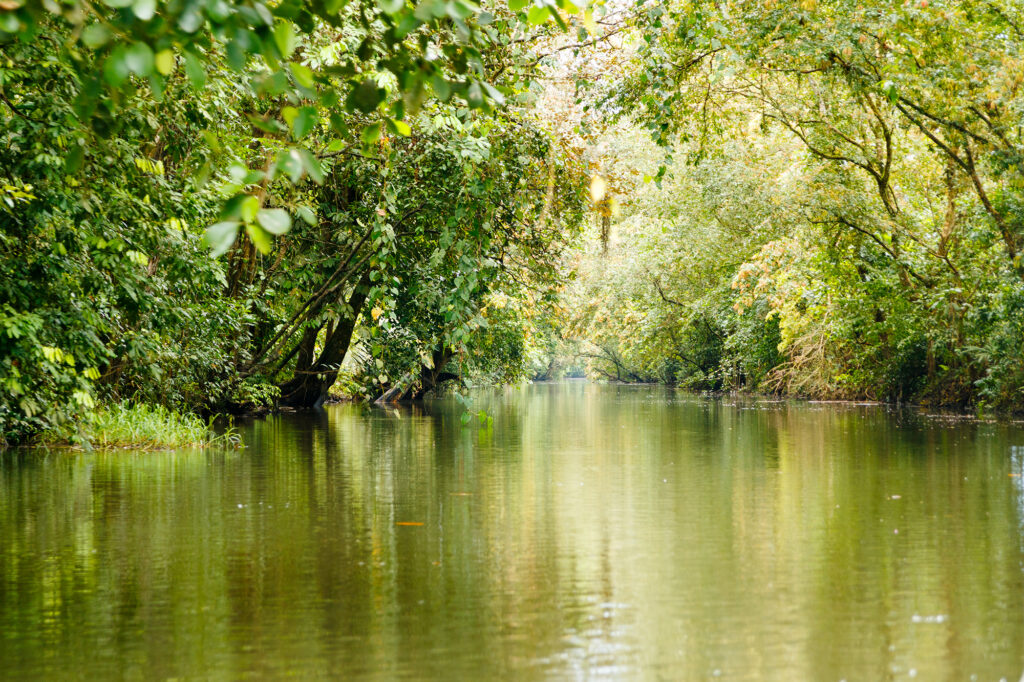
[3,383,1024,680]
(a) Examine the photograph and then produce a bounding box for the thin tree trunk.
[278,273,372,408]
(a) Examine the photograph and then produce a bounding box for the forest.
[1,0,1023,445]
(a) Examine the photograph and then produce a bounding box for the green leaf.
[296,206,317,225]
[0,12,19,32]
[446,0,475,20]
[132,0,156,20]
[102,0,133,7]
[527,5,550,24]
[361,121,383,145]
[253,2,274,25]
[154,49,175,76]
[319,87,340,108]
[65,145,85,174]
[329,113,350,137]
[292,106,317,139]
[508,0,528,11]
[103,46,131,87]
[481,82,505,105]
[282,105,299,129]
[395,15,421,38]
[81,24,111,49]
[240,195,260,223]
[177,8,203,32]
[349,78,385,113]
[183,50,206,89]
[278,149,304,183]
[387,117,412,136]
[256,208,291,235]
[248,114,287,134]
[378,0,405,13]
[289,62,314,89]
[414,0,446,20]
[124,41,155,76]
[204,221,240,257]
[881,80,899,104]
[298,149,325,183]
[431,75,451,101]
[274,22,297,59]
[245,223,273,254]
[466,81,485,108]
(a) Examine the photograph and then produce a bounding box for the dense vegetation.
[560,0,1024,411]
[0,0,589,444]
[2,0,1023,444]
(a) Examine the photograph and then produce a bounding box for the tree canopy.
[558,0,1024,408]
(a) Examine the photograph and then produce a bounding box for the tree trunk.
[375,347,457,403]
[408,348,456,400]
[278,273,372,408]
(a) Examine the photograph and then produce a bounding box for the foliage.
[0,25,240,441]
[0,0,596,441]
[339,109,588,400]
[549,0,1024,410]
[1,0,598,255]
[41,401,216,449]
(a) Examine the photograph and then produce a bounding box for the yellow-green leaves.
[206,192,296,256]
[0,183,36,207]
[41,346,75,366]
[283,106,318,139]
[240,195,260,223]
[387,118,412,136]
[245,223,272,253]
[205,207,292,257]
[527,5,549,24]
[289,62,314,89]
[155,49,175,76]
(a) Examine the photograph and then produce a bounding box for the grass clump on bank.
[45,402,219,450]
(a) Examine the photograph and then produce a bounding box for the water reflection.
[2,383,1024,680]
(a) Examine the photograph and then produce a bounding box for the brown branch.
[0,91,30,121]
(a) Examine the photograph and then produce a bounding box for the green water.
[2,383,1024,680]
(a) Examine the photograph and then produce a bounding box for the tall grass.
[46,402,220,449]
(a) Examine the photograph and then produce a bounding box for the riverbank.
[27,402,226,451]
[581,380,1024,423]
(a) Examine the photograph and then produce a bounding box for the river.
[2,382,1024,680]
